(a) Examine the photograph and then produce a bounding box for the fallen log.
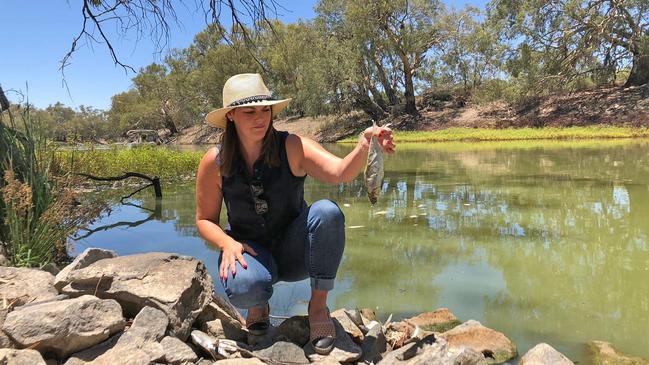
[76,172,162,198]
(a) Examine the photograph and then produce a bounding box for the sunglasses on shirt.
[250,181,268,215]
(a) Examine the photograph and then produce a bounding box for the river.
[72,139,649,364]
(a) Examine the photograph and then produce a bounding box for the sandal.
[246,303,270,336]
[308,304,336,355]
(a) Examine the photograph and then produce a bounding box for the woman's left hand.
[361,125,396,154]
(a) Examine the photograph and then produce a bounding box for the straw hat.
[205,73,291,128]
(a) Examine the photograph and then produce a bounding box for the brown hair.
[219,116,280,176]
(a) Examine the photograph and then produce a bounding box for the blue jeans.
[219,199,345,309]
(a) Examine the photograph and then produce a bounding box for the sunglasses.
[250,180,268,215]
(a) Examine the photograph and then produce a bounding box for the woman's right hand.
[220,240,258,281]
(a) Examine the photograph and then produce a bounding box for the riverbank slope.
[172,84,649,144]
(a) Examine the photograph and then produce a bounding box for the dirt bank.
[172,84,649,144]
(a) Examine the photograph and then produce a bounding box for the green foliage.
[17,0,649,140]
[1,106,101,268]
[488,0,649,90]
[340,126,649,143]
[56,146,205,181]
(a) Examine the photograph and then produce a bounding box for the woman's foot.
[308,301,336,355]
[246,303,270,336]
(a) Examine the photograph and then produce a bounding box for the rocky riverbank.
[1,248,647,365]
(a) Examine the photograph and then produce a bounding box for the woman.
[195,73,395,354]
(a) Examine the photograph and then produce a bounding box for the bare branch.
[61,0,281,80]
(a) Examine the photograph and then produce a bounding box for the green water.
[74,139,649,363]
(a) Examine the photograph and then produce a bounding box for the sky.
[1,0,486,111]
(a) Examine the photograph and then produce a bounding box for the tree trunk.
[161,100,179,135]
[624,53,649,87]
[369,45,398,106]
[403,64,419,116]
[0,86,9,112]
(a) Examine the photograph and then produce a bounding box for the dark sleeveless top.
[220,130,307,248]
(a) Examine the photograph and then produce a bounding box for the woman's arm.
[286,126,395,184]
[195,147,257,280]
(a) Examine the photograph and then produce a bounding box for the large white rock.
[57,252,213,340]
[2,295,125,358]
[0,267,59,307]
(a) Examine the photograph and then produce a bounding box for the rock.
[0,331,15,349]
[311,357,342,365]
[448,347,490,365]
[588,340,649,365]
[209,294,246,325]
[63,334,122,365]
[379,334,487,365]
[58,252,213,340]
[405,308,461,332]
[519,343,574,365]
[360,321,387,363]
[0,349,47,365]
[54,248,117,291]
[2,295,125,358]
[210,359,266,364]
[277,316,310,347]
[440,320,517,364]
[128,306,169,341]
[196,300,247,342]
[204,319,248,343]
[247,325,278,350]
[385,321,415,349]
[254,341,309,364]
[0,309,15,349]
[304,318,362,363]
[360,308,377,322]
[64,306,169,365]
[331,308,364,342]
[194,296,248,342]
[160,336,198,364]
[380,334,434,363]
[0,267,59,308]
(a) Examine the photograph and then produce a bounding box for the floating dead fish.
[348,225,365,229]
[409,215,418,218]
[364,122,390,204]
[374,211,388,216]
[343,203,351,207]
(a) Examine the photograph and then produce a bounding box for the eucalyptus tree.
[316,0,444,117]
[488,0,649,89]
[428,6,505,97]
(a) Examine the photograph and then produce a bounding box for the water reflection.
[75,139,649,364]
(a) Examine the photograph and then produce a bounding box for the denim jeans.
[219,199,345,309]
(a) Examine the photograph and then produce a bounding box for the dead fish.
[190,330,219,360]
[364,122,390,204]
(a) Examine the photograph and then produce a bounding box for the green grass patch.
[56,145,206,180]
[339,126,649,143]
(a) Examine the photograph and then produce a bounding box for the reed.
[339,126,649,143]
